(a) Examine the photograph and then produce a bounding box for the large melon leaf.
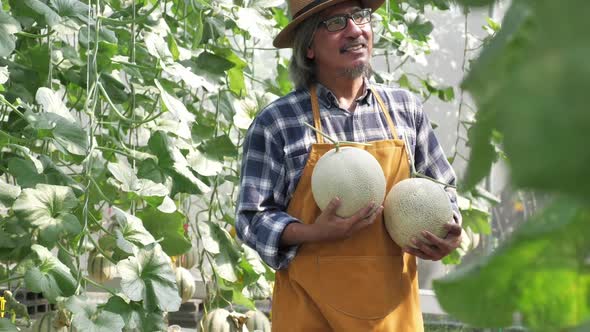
[117,243,181,312]
[434,198,590,330]
[24,244,77,302]
[66,295,125,332]
[12,184,81,246]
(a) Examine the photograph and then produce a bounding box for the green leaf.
[198,220,240,282]
[107,159,169,205]
[441,249,461,265]
[461,208,492,235]
[195,51,234,75]
[111,206,156,253]
[148,132,211,195]
[167,34,180,61]
[0,216,32,261]
[406,14,433,41]
[0,318,19,332]
[463,1,590,199]
[460,112,498,191]
[12,184,81,246]
[100,73,129,104]
[24,110,89,156]
[434,199,590,330]
[103,296,167,332]
[187,148,223,177]
[452,0,495,7]
[200,134,238,161]
[154,79,195,139]
[117,244,181,312]
[192,9,203,47]
[0,178,21,209]
[24,244,77,302]
[0,10,21,57]
[17,0,62,27]
[228,67,246,97]
[136,207,191,257]
[65,295,125,332]
[49,0,89,20]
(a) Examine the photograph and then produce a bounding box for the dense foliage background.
[0,0,587,331]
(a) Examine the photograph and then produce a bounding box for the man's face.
[307,0,373,78]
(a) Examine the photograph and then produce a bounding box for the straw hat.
[273,0,385,48]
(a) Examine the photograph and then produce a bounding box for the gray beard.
[339,62,372,80]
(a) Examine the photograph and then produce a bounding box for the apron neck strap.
[310,84,324,143]
[309,84,399,144]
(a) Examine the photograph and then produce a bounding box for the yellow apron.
[271,86,423,331]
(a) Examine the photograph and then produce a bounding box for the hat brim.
[273,0,385,48]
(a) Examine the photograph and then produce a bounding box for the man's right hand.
[280,197,383,247]
[311,197,383,242]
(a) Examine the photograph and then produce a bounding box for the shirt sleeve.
[235,116,301,270]
[411,95,463,226]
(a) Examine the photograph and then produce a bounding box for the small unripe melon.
[384,178,452,248]
[200,308,241,332]
[175,267,196,303]
[245,309,271,332]
[311,146,386,218]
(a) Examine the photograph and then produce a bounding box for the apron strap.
[310,85,324,144]
[309,84,400,143]
[369,86,399,139]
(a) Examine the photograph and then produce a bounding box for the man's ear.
[306,46,314,60]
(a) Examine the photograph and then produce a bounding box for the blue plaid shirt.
[236,82,461,270]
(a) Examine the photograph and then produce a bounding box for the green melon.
[175,267,196,303]
[174,248,199,269]
[29,312,69,332]
[311,146,386,217]
[87,251,116,283]
[384,178,453,248]
[245,310,270,332]
[200,308,241,332]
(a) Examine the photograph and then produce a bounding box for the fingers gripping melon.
[311,146,386,217]
[383,178,453,248]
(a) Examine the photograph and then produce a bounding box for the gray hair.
[288,12,374,89]
[289,15,322,90]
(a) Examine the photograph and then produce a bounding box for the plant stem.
[82,276,118,296]
[0,275,24,286]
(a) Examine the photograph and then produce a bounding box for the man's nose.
[344,17,363,37]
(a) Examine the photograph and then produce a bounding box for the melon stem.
[304,122,371,152]
[413,172,457,189]
[401,133,456,189]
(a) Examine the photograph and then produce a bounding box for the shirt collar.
[313,77,374,109]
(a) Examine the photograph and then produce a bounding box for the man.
[235,0,462,330]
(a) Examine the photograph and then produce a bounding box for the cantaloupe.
[87,250,116,283]
[200,308,242,332]
[30,312,69,332]
[311,146,386,217]
[245,310,270,332]
[173,248,199,269]
[383,178,452,248]
[175,267,196,303]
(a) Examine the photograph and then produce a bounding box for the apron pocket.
[318,255,403,320]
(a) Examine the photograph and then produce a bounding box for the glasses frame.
[318,8,373,33]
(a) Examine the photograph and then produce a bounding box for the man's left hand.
[403,223,462,261]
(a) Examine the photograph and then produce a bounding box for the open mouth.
[340,43,366,54]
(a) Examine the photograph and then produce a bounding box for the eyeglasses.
[318,9,372,32]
